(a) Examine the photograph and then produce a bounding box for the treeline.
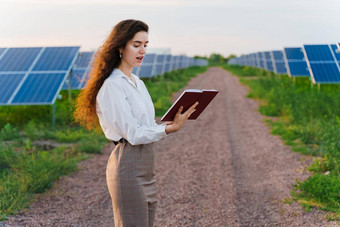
[194,53,236,65]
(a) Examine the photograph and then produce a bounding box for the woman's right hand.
[165,101,199,134]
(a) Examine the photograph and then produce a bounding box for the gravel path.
[2,67,338,226]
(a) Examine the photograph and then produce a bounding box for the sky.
[0,0,339,57]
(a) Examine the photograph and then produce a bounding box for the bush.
[295,173,340,211]
[0,123,19,141]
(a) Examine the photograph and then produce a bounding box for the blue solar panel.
[0,48,7,58]
[164,55,172,72]
[67,69,86,89]
[271,50,287,74]
[154,54,165,75]
[75,52,94,68]
[156,65,163,75]
[255,53,261,68]
[287,62,309,76]
[251,53,257,67]
[164,63,171,72]
[143,54,156,64]
[62,51,94,90]
[0,73,25,104]
[284,48,305,60]
[12,73,66,104]
[304,45,334,62]
[156,55,165,63]
[309,63,340,83]
[0,46,80,105]
[178,56,184,69]
[283,47,310,77]
[165,55,171,62]
[171,56,178,70]
[330,44,340,62]
[0,47,42,72]
[32,47,80,71]
[139,65,153,78]
[259,52,265,68]
[303,44,340,83]
[264,51,274,71]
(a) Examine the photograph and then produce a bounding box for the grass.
[0,66,207,220]
[223,64,340,220]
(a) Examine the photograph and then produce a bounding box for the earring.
[119,52,122,58]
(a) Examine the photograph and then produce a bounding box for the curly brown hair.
[73,19,149,132]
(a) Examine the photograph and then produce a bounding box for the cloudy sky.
[0,0,339,57]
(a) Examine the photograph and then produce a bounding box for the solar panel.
[252,54,256,67]
[0,73,25,104]
[259,52,265,69]
[164,55,172,72]
[271,50,287,74]
[143,54,156,64]
[283,47,310,77]
[177,56,184,69]
[0,48,8,60]
[303,44,340,84]
[263,51,274,71]
[171,56,178,70]
[0,47,42,72]
[62,51,94,90]
[330,44,340,62]
[155,54,165,75]
[32,47,79,71]
[12,73,66,104]
[132,53,156,78]
[138,65,153,78]
[0,46,80,105]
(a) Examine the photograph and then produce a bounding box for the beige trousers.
[106,141,157,227]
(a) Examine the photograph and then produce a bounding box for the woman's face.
[121,31,148,68]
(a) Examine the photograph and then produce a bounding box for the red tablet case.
[161,89,219,121]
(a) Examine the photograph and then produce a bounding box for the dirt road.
[3,67,338,226]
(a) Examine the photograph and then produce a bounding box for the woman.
[74,19,198,226]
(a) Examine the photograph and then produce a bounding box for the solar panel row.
[132,54,205,78]
[228,43,340,84]
[0,47,207,106]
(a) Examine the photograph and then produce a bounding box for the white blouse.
[96,68,167,145]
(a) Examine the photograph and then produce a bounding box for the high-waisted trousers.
[106,140,157,227]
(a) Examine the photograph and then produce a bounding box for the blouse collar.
[113,68,138,88]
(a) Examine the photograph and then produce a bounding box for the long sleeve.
[96,79,167,145]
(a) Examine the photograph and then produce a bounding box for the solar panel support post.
[52,102,56,127]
